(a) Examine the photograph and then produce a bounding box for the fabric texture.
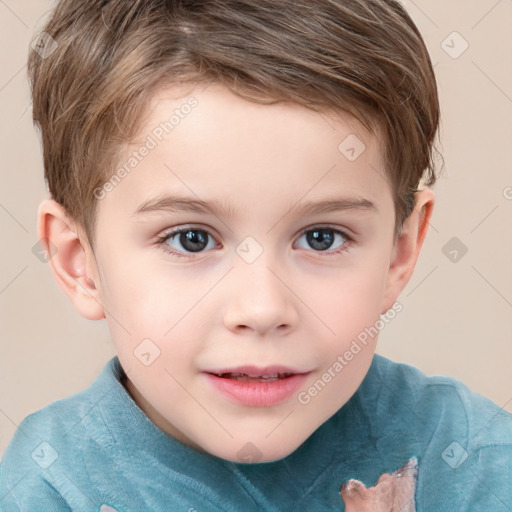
[1,354,511,512]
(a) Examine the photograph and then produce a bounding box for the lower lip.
[204,373,309,407]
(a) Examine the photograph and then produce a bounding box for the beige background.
[1,0,511,457]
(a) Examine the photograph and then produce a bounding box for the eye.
[156,225,352,259]
[295,226,351,254]
[157,226,217,257]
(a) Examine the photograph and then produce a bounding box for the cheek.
[97,253,210,369]
[96,251,176,331]
[296,273,384,422]
[304,257,389,344]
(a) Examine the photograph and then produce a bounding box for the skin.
[39,82,434,463]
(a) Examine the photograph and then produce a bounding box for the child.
[1,1,511,510]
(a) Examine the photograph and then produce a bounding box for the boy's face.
[83,83,404,462]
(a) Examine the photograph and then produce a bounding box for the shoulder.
[367,354,512,445]
[0,358,120,509]
[361,355,512,510]
[4,356,119,451]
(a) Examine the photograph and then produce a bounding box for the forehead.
[102,82,391,220]
[137,83,379,153]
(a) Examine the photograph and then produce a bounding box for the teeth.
[216,372,291,379]
[233,373,283,379]
[233,372,279,378]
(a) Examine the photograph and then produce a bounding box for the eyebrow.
[133,194,377,218]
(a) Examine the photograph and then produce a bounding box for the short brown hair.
[28,0,441,241]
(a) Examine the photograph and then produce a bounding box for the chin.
[199,434,302,464]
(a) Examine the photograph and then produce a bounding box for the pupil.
[307,229,334,251]
[180,230,208,252]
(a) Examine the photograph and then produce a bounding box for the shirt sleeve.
[0,462,72,512]
[456,445,512,512]
[0,411,74,512]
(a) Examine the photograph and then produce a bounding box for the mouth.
[206,364,305,381]
[211,371,295,383]
[203,365,310,407]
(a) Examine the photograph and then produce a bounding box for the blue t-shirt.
[1,354,511,511]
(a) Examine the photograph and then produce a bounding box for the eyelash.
[155,225,354,259]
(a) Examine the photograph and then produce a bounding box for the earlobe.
[381,189,435,313]
[37,199,105,320]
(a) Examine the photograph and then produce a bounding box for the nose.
[222,259,299,337]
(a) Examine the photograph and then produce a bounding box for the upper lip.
[204,365,310,377]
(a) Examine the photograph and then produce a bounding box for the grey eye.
[296,228,347,252]
[165,229,215,253]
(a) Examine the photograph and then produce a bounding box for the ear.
[381,189,435,313]
[37,199,105,320]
